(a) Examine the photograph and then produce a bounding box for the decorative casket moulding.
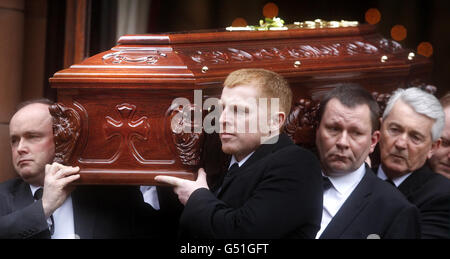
[49,23,432,185]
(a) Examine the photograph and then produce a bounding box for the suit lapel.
[398,165,435,198]
[13,180,35,210]
[216,163,245,198]
[320,167,374,239]
[12,179,51,239]
[217,134,291,198]
[210,156,232,194]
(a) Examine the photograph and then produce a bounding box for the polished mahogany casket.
[49,23,432,185]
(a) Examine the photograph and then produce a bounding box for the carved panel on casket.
[49,103,81,164]
[166,102,205,167]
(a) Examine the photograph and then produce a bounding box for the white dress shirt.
[229,151,255,169]
[30,184,76,239]
[316,163,366,239]
[140,185,160,210]
[376,166,412,187]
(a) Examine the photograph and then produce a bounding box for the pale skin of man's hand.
[154,168,209,205]
[42,162,80,218]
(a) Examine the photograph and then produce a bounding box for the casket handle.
[122,56,155,63]
[102,50,163,64]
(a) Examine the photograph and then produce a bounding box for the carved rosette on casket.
[371,92,392,115]
[166,103,205,166]
[409,80,437,95]
[372,81,437,115]
[285,99,320,147]
[49,103,81,164]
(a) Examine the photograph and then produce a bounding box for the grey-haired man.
[377,87,450,239]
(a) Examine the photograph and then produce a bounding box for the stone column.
[0,0,24,182]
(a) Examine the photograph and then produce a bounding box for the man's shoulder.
[354,168,413,209]
[409,166,450,196]
[0,177,26,196]
[251,133,318,166]
[264,144,318,172]
[420,172,450,202]
[273,140,316,160]
[256,142,320,183]
[241,134,320,179]
[425,171,450,189]
[366,173,416,208]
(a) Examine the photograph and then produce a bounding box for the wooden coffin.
[49,23,432,185]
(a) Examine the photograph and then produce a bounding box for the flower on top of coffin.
[226,18,359,31]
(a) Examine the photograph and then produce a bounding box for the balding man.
[0,99,164,239]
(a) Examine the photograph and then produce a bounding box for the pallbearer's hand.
[155,168,208,205]
[42,162,80,218]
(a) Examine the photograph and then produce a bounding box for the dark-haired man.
[315,84,420,239]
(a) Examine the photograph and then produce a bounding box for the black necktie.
[226,163,240,177]
[214,163,239,196]
[33,188,55,235]
[33,187,43,200]
[322,176,333,192]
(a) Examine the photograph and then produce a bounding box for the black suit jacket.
[133,186,183,240]
[396,165,450,239]
[179,133,323,239]
[0,178,167,239]
[320,165,420,239]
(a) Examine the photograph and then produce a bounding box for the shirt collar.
[29,184,42,198]
[323,163,366,195]
[229,151,255,169]
[377,166,412,187]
